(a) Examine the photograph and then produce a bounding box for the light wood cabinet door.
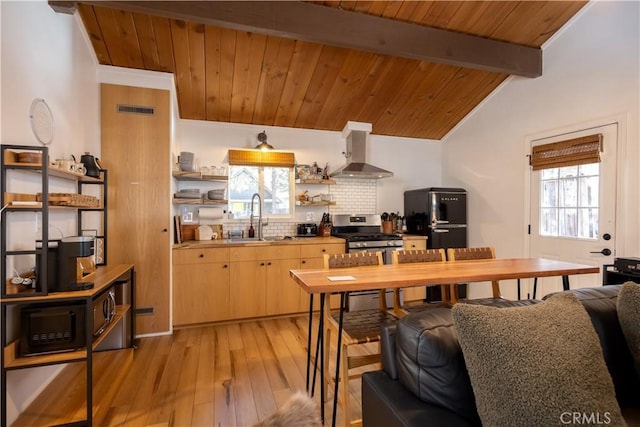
[230,260,267,319]
[101,84,171,335]
[173,262,230,326]
[265,258,302,315]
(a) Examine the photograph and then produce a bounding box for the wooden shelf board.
[295,178,336,185]
[4,339,87,369]
[172,198,228,205]
[296,201,336,206]
[172,171,228,181]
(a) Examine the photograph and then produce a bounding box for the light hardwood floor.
[12,315,379,426]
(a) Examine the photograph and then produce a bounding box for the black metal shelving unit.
[603,264,640,285]
[0,144,127,427]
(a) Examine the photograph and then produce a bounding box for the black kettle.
[80,152,101,178]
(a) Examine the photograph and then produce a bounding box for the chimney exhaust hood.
[330,122,393,179]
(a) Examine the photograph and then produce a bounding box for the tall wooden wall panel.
[101,83,171,335]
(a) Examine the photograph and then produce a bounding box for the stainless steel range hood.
[330,122,393,179]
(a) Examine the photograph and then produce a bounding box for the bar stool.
[323,252,397,427]
[446,247,502,304]
[391,249,447,313]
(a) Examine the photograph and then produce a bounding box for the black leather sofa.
[362,286,640,426]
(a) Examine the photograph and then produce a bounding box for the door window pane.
[540,208,558,236]
[559,208,577,237]
[538,163,599,240]
[559,178,577,207]
[541,181,557,207]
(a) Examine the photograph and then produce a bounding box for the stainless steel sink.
[226,236,296,243]
[263,236,296,241]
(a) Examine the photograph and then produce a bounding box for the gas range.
[331,214,403,249]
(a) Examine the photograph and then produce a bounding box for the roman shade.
[228,149,295,167]
[530,133,602,170]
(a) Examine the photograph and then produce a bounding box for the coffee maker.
[55,236,95,291]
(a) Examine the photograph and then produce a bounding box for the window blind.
[530,134,602,170]
[228,149,295,167]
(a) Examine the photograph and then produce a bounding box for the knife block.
[317,222,332,237]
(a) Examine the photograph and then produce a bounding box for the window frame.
[228,164,295,220]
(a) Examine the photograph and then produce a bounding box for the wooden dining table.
[289,257,599,426]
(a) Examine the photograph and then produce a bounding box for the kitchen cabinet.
[173,248,230,326]
[172,239,345,325]
[229,245,302,319]
[101,83,171,335]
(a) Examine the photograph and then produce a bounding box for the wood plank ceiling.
[72,1,587,140]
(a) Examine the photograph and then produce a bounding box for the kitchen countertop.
[173,236,345,249]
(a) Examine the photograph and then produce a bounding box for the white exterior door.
[528,123,618,297]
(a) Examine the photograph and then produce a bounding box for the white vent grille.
[117,104,155,115]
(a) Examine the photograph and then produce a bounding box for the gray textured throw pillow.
[617,282,640,376]
[452,292,625,427]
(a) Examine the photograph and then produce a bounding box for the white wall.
[1,1,100,424]
[175,119,441,222]
[441,1,640,298]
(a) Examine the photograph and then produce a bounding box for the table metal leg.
[532,277,538,299]
[319,293,325,423]
[517,279,521,300]
[306,294,313,393]
[562,275,570,291]
[332,292,346,427]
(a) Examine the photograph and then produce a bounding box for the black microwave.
[20,303,86,356]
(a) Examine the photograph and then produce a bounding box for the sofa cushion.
[452,292,625,427]
[395,307,480,424]
[618,282,640,376]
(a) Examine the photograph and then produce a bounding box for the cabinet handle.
[267,262,272,266]
[199,254,204,258]
[163,228,168,232]
[223,264,228,268]
[301,260,306,264]
[411,244,416,248]
[322,249,326,252]
[260,262,265,266]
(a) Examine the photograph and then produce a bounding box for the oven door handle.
[433,229,450,233]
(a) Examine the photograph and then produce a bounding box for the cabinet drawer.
[403,237,426,250]
[230,244,300,261]
[300,243,345,258]
[173,247,230,265]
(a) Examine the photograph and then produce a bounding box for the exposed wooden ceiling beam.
[68,1,542,78]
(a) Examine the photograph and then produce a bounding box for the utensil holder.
[382,221,394,234]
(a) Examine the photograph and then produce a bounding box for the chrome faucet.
[250,192,263,240]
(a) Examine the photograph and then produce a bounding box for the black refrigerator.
[404,187,467,301]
